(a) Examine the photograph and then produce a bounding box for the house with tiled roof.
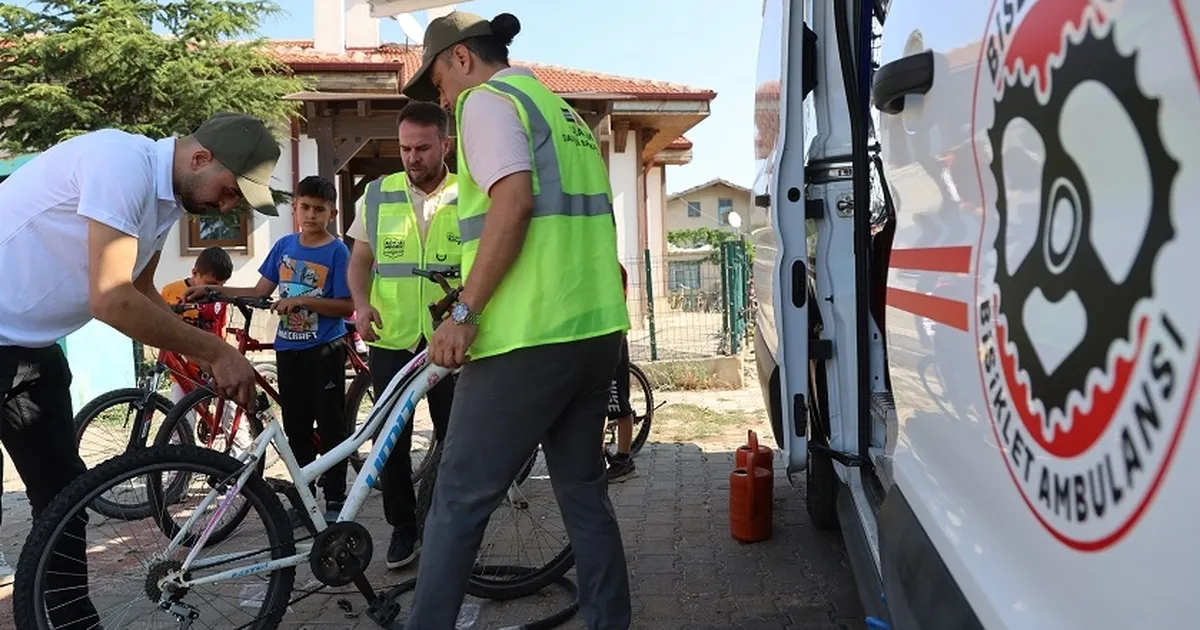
[154,0,717,317]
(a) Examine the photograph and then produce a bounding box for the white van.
[753,1,1200,627]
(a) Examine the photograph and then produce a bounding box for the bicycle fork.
[127,364,169,452]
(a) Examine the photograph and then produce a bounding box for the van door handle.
[872,50,934,114]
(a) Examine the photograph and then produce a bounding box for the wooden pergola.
[285,90,619,240]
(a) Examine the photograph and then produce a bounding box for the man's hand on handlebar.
[183,284,221,303]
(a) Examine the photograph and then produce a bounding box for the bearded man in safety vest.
[346,101,460,571]
[401,11,632,629]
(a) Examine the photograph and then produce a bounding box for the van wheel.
[806,443,840,531]
[806,367,839,531]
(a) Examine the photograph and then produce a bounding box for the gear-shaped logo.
[971,0,1199,550]
[988,20,1177,433]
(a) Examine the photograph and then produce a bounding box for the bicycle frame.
[161,345,453,588]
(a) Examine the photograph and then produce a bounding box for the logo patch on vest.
[382,237,405,258]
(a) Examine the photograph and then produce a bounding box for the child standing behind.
[188,176,354,522]
[161,246,234,403]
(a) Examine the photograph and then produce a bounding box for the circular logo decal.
[971,0,1200,549]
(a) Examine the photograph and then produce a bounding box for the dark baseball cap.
[193,113,282,216]
[401,11,494,102]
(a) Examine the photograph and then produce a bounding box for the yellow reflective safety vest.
[362,172,462,350]
[454,74,630,360]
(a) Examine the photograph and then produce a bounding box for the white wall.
[608,128,640,264]
[645,165,668,301]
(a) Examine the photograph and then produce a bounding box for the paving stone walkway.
[0,393,864,629]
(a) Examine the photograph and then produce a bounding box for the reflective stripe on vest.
[362,172,462,350]
[453,75,630,360]
[456,80,612,244]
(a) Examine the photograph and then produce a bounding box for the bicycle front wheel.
[13,445,296,630]
[74,387,191,520]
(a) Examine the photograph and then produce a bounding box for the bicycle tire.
[154,386,264,546]
[416,442,575,601]
[13,445,295,630]
[628,363,654,456]
[73,387,192,520]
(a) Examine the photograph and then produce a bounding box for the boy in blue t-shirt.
[193,176,354,521]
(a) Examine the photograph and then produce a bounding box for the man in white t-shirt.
[0,113,278,623]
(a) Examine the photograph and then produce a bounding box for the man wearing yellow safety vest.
[345,101,459,571]
[401,11,632,629]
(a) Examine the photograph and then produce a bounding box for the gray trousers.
[405,331,632,630]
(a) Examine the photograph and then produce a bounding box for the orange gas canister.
[729,430,773,543]
[736,432,774,471]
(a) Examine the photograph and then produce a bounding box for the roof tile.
[264,41,715,99]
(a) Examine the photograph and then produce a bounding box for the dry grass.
[653,403,767,445]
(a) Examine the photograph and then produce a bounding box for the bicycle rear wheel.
[416,442,574,601]
[73,387,192,520]
[13,445,296,630]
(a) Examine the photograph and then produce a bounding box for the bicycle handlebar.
[173,268,462,325]
[417,267,462,327]
[174,289,274,313]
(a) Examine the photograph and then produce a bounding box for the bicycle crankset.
[311,521,374,587]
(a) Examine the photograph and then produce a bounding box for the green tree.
[667,227,755,264]
[0,0,307,153]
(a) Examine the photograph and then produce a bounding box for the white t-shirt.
[0,129,184,347]
[458,67,535,194]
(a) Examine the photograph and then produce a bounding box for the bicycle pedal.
[365,594,403,628]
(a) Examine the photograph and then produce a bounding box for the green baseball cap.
[402,11,495,102]
[193,113,282,216]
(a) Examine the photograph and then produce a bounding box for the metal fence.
[137,243,752,371]
[622,242,751,362]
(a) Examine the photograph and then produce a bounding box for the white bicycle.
[13,268,573,630]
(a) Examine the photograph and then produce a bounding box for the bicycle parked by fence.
[15,268,574,630]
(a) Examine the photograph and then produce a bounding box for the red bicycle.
[152,290,371,463]
[72,345,209,520]
[73,297,371,521]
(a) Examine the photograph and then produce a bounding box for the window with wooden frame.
[180,213,252,255]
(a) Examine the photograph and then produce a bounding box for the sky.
[257,0,763,194]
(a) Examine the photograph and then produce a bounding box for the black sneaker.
[386,528,420,570]
[324,501,345,524]
[606,454,637,482]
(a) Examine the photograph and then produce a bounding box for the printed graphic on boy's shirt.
[277,255,328,341]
